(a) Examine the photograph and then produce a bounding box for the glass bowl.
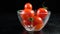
[17,10,51,31]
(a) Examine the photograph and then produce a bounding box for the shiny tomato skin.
[20,9,34,20]
[24,3,32,10]
[33,16,43,30]
[22,16,43,30]
[37,8,48,19]
[22,20,31,26]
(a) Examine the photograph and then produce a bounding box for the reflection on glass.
[17,9,51,34]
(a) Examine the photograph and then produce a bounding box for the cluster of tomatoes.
[20,3,48,30]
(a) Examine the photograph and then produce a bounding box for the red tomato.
[20,9,34,20]
[33,16,43,30]
[24,3,32,10]
[36,8,48,19]
[22,16,43,30]
[22,20,31,26]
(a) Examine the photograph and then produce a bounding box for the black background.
[0,0,60,34]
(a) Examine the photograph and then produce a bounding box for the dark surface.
[0,0,60,34]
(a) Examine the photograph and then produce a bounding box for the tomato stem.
[29,17,34,22]
[42,4,48,9]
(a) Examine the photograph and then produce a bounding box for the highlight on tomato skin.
[36,8,48,19]
[24,3,32,10]
[17,2,51,31]
[20,9,35,20]
[20,8,44,31]
[21,15,43,30]
[33,16,44,30]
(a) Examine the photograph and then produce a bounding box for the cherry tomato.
[24,3,32,10]
[22,16,43,30]
[22,20,31,26]
[33,16,43,30]
[20,9,34,20]
[37,8,48,19]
